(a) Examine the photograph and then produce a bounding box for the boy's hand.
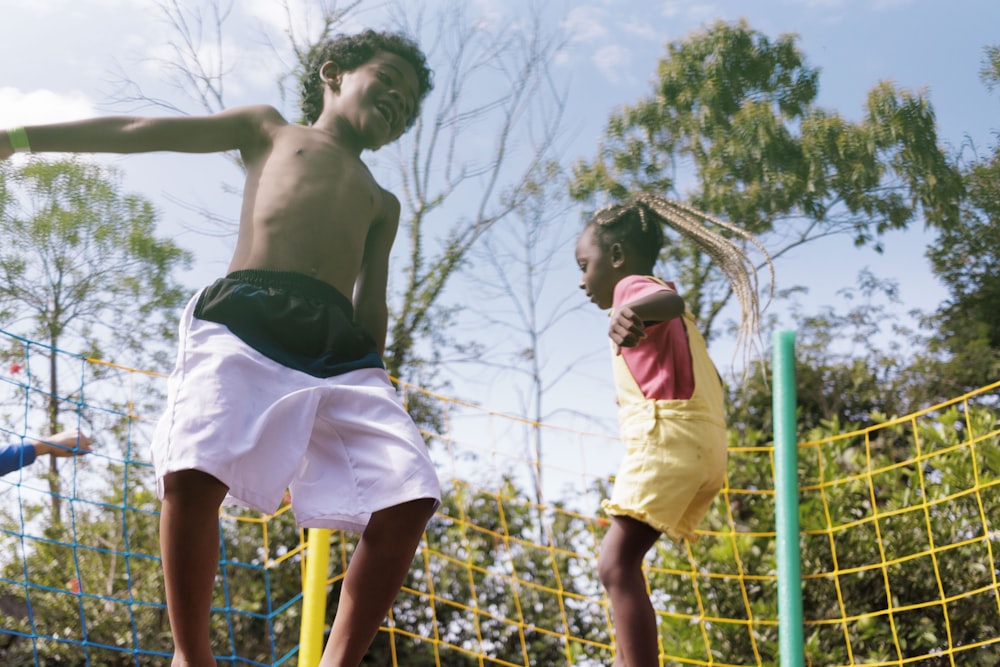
[609,306,647,354]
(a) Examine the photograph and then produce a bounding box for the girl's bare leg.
[598,515,662,667]
[160,469,230,667]
[318,497,437,667]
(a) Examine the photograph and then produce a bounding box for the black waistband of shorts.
[225,270,352,312]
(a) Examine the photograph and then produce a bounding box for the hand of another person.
[32,429,93,458]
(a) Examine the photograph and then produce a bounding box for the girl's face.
[575,224,621,310]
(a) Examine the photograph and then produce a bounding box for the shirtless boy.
[1,30,442,667]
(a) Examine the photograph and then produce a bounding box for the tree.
[712,283,1000,666]
[375,1,567,426]
[728,270,934,443]
[0,157,191,525]
[570,19,963,343]
[459,161,588,507]
[921,42,1000,399]
[0,158,194,665]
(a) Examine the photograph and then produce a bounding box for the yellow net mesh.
[1,331,998,665]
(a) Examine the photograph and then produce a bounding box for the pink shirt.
[612,275,695,401]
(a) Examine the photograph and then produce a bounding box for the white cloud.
[468,0,508,25]
[662,0,718,21]
[622,19,660,42]
[127,5,289,107]
[796,0,849,9]
[563,5,610,43]
[592,44,631,84]
[872,0,914,10]
[0,88,97,127]
[685,3,720,23]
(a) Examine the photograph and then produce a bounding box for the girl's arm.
[609,289,686,351]
[2,104,284,158]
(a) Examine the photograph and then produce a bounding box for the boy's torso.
[228,122,390,297]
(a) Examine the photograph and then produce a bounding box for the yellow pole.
[299,527,332,667]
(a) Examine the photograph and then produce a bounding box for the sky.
[1,0,998,452]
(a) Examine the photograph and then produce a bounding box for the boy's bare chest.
[256,144,383,220]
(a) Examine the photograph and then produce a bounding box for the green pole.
[773,330,804,666]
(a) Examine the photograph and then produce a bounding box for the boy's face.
[333,51,420,149]
[575,225,622,310]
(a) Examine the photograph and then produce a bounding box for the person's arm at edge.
[0,105,284,158]
[0,443,37,476]
[1,429,93,476]
[31,429,93,458]
[352,190,401,357]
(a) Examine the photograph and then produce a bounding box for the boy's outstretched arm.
[1,104,284,159]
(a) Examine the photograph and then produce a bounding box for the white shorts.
[151,286,441,532]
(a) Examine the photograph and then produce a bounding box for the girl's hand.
[609,306,646,353]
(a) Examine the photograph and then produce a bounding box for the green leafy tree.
[0,156,193,664]
[728,270,933,445]
[359,474,612,665]
[0,157,191,525]
[715,281,1000,666]
[570,19,963,341]
[921,43,1000,399]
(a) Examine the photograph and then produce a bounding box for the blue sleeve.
[0,443,37,476]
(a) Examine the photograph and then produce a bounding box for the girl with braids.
[574,193,770,666]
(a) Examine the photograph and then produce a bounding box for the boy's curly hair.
[299,29,434,127]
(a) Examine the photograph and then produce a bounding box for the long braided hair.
[588,192,774,365]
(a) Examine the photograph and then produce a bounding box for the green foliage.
[0,157,192,368]
[0,463,306,666]
[980,44,1000,91]
[360,476,614,665]
[729,270,935,445]
[0,447,172,665]
[0,157,192,528]
[717,267,1000,665]
[923,67,1000,397]
[1,156,198,664]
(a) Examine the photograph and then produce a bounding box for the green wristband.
[8,127,31,153]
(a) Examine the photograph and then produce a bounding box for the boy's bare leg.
[318,498,437,667]
[160,469,230,667]
[598,516,662,667]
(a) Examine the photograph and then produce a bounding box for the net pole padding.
[299,527,332,666]
[772,330,805,666]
